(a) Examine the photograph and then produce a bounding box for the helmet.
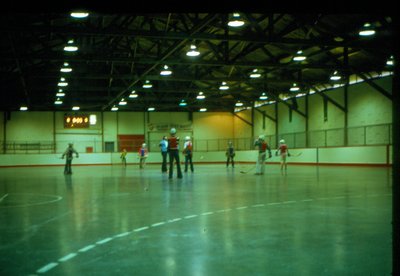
[142,143,146,147]
[170,128,176,134]
[279,139,285,144]
[185,136,190,141]
[258,135,265,140]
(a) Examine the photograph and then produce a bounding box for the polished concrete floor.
[0,163,393,275]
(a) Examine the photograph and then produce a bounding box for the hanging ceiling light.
[292,50,306,61]
[160,65,172,76]
[228,13,245,27]
[57,77,68,87]
[56,90,65,97]
[196,91,205,100]
[119,98,127,105]
[111,105,118,111]
[129,90,138,98]
[330,71,342,81]
[63,40,78,52]
[143,80,152,88]
[235,101,243,107]
[249,69,261,78]
[60,62,72,73]
[72,106,80,111]
[186,44,200,57]
[386,55,394,66]
[147,107,155,111]
[259,92,268,100]
[54,98,63,105]
[219,82,229,90]
[199,108,207,112]
[19,106,28,111]
[290,83,300,92]
[359,23,375,36]
[70,12,89,18]
[179,100,187,106]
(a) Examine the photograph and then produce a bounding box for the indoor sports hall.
[0,13,398,275]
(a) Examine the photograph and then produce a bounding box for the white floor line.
[34,192,391,274]
[78,244,96,253]
[0,193,9,202]
[36,262,59,274]
[58,253,77,262]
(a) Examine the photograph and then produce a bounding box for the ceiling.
[0,13,395,113]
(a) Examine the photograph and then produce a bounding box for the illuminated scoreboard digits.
[64,115,90,128]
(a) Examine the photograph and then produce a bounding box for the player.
[276,139,291,175]
[120,148,127,167]
[159,136,168,173]
[138,143,148,169]
[183,136,194,173]
[254,135,271,175]
[226,141,235,168]
[61,143,79,174]
[167,128,182,179]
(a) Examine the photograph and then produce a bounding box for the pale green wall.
[0,76,393,154]
[5,112,54,142]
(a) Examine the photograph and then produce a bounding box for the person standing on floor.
[183,136,194,173]
[276,139,291,175]
[167,128,182,179]
[159,136,168,173]
[226,141,235,168]
[120,148,128,167]
[138,143,148,169]
[61,143,79,174]
[254,135,271,175]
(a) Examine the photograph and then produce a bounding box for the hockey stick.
[289,152,302,157]
[240,165,256,174]
[240,156,273,174]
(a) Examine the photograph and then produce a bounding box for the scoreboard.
[64,114,90,128]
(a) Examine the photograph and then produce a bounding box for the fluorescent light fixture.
[57,82,68,87]
[290,83,300,92]
[179,100,187,106]
[111,105,118,111]
[235,101,243,107]
[55,98,63,105]
[129,90,138,98]
[228,13,245,27]
[64,40,78,52]
[386,55,394,66]
[219,82,229,90]
[293,50,306,61]
[143,80,152,88]
[72,106,80,111]
[196,91,205,100]
[56,92,65,97]
[160,65,172,76]
[20,106,28,111]
[259,92,268,100]
[249,69,261,78]
[119,98,127,105]
[359,23,375,36]
[199,108,207,112]
[330,71,341,81]
[60,67,72,73]
[70,12,89,18]
[186,44,200,57]
[60,62,72,72]
[147,107,155,111]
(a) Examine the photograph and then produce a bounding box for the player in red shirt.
[276,139,291,175]
[254,135,272,175]
[167,128,182,179]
